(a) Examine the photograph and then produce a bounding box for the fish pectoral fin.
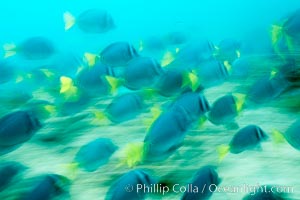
[63,11,76,31]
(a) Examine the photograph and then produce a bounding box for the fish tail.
[217,145,230,162]
[233,93,246,113]
[271,129,286,144]
[160,50,175,67]
[60,76,80,102]
[270,25,283,45]
[104,76,122,95]
[63,11,76,31]
[3,43,17,58]
[60,162,79,181]
[90,110,110,125]
[182,71,201,92]
[121,142,145,168]
[84,52,98,67]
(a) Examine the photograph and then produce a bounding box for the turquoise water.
[1,0,300,199]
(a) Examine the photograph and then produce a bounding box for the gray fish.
[105,93,145,123]
[22,174,69,200]
[123,57,164,90]
[166,40,215,71]
[154,69,184,97]
[282,119,300,151]
[64,9,115,33]
[4,37,55,60]
[193,59,230,88]
[247,74,290,104]
[0,111,41,153]
[0,162,26,192]
[170,89,210,122]
[76,61,115,97]
[100,42,139,67]
[181,165,221,200]
[215,38,241,63]
[208,94,245,127]
[106,169,155,200]
[75,138,118,172]
[143,106,192,161]
[229,125,268,154]
[0,60,15,84]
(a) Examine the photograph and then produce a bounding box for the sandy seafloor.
[1,0,300,199]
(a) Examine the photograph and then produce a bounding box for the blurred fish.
[0,162,26,192]
[123,106,192,167]
[94,92,145,124]
[278,119,300,151]
[84,42,139,67]
[166,40,215,71]
[139,36,167,53]
[271,9,300,60]
[22,174,70,200]
[64,9,115,33]
[0,110,41,154]
[4,37,55,59]
[105,169,155,200]
[170,89,209,123]
[272,9,300,41]
[242,185,288,200]
[181,165,221,200]
[0,60,15,84]
[247,74,291,104]
[68,138,118,173]
[230,57,251,79]
[154,69,184,97]
[215,38,241,63]
[100,42,139,67]
[193,59,231,88]
[76,61,116,97]
[123,57,164,90]
[218,125,268,160]
[164,31,189,46]
[208,93,245,128]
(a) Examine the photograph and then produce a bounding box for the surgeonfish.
[64,9,115,33]
[3,37,55,59]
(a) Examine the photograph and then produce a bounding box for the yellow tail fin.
[84,53,98,67]
[182,71,200,92]
[233,93,246,113]
[60,76,80,101]
[60,162,79,181]
[3,43,17,58]
[223,61,232,74]
[271,25,283,45]
[217,145,230,162]
[91,110,110,125]
[121,142,145,168]
[63,11,76,31]
[271,129,286,144]
[104,76,121,94]
[160,50,175,67]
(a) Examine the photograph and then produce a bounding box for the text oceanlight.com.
[124,183,294,196]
